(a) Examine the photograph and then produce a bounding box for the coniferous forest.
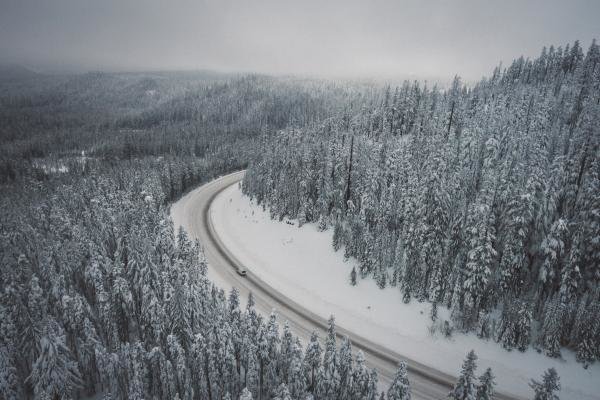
[243,41,600,365]
[0,72,399,399]
[0,40,597,400]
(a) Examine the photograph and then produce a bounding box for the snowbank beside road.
[211,182,600,400]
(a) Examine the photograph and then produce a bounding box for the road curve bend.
[171,171,521,400]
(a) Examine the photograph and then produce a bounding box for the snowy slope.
[211,182,600,400]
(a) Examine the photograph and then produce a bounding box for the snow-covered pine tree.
[476,367,495,400]
[448,350,477,400]
[240,387,253,400]
[497,299,532,352]
[317,316,340,399]
[27,321,82,399]
[461,203,496,330]
[530,368,560,400]
[387,361,410,400]
[338,336,354,400]
[537,296,564,358]
[303,332,322,393]
[351,351,371,399]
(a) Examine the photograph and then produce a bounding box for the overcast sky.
[1,0,598,80]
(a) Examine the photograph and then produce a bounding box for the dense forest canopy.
[243,40,600,365]
[0,39,593,400]
[0,71,404,399]
[0,71,366,166]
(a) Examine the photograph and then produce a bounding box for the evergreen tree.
[537,297,563,358]
[476,368,495,400]
[240,387,253,400]
[497,300,532,352]
[448,350,477,400]
[303,332,322,393]
[462,203,496,329]
[27,321,82,399]
[530,368,560,400]
[351,351,370,400]
[318,316,340,399]
[338,337,354,400]
[387,361,411,400]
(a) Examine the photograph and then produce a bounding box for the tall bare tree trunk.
[344,135,354,211]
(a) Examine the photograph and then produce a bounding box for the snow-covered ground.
[211,182,600,400]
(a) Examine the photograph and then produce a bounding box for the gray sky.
[1,0,598,80]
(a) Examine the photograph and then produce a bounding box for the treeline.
[243,40,600,365]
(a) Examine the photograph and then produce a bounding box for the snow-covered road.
[171,171,596,400]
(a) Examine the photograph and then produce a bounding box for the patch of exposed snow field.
[211,182,600,400]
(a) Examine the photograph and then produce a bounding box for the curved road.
[172,171,521,400]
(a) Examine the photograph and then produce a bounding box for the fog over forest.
[1,1,599,400]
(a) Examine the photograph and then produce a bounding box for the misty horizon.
[2,0,599,82]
